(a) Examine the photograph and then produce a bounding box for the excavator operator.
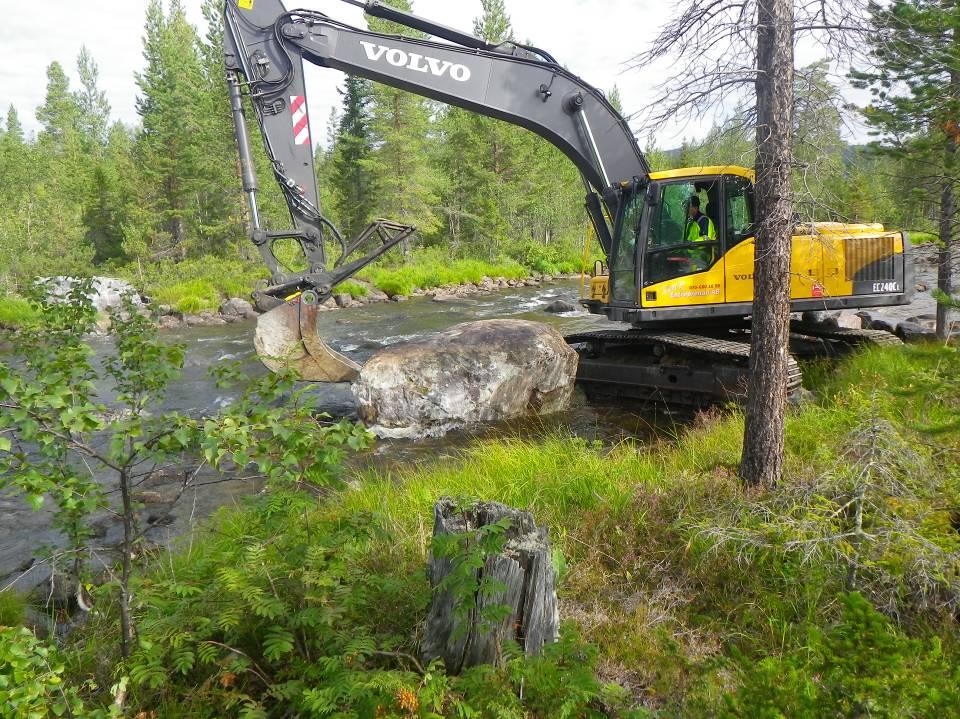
[684,195,716,269]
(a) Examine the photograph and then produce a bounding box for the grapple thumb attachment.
[253,293,360,382]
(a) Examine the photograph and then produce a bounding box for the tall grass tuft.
[0,295,38,329]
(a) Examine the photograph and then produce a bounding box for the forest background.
[0,0,942,316]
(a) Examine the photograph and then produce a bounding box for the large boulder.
[353,319,578,438]
[40,277,142,312]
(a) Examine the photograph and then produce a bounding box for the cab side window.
[725,177,754,246]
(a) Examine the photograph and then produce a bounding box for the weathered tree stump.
[421,498,559,673]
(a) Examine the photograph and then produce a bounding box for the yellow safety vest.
[685,213,716,242]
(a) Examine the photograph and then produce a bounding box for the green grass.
[122,257,265,313]
[0,590,27,626]
[908,230,939,244]
[113,239,591,311]
[58,344,960,715]
[0,295,39,329]
[336,280,368,299]
[328,344,960,712]
[358,247,530,297]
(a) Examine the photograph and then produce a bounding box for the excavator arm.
[222,0,649,379]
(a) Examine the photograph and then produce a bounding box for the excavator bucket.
[253,295,361,382]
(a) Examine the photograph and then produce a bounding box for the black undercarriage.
[565,321,901,410]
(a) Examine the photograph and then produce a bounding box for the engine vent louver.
[844,236,896,282]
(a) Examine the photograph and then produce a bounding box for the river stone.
[897,321,937,343]
[40,276,142,312]
[219,297,257,319]
[544,299,578,314]
[353,319,578,438]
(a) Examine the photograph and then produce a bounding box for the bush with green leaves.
[0,625,112,719]
[722,592,960,718]
[0,282,373,667]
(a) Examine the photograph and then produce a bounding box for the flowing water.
[2,280,666,593]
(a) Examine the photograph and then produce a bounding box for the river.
[2,279,664,595]
[5,255,949,596]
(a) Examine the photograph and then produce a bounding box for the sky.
[0,0,866,149]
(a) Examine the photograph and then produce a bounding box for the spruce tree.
[133,0,219,260]
[437,0,521,256]
[330,76,375,239]
[5,106,23,144]
[365,0,441,244]
[852,0,960,338]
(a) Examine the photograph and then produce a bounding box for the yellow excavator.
[223,0,912,406]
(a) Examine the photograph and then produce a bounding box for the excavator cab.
[585,166,911,327]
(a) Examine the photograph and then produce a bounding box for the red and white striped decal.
[290,95,310,146]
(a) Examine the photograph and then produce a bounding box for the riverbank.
[10,342,959,716]
[150,269,583,330]
[0,261,584,331]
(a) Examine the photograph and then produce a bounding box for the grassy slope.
[328,344,960,712]
[52,344,960,716]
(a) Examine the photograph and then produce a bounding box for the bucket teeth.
[253,297,360,382]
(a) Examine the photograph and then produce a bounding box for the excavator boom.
[223,0,649,380]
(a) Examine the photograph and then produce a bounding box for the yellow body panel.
[649,165,755,182]
[589,166,904,313]
[599,224,905,309]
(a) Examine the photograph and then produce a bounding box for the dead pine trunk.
[421,499,559,674]
[739,0,794,488]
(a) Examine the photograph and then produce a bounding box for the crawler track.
[789,320,904,348]
[565,329,803,409]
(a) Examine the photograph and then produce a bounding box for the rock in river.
[40,276,143,312]
[543,299,578,314]
[352,319,578,438]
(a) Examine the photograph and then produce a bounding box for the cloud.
[0,0,700,146]
[0,1,868,150]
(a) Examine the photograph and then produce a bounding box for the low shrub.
[908,230,939,244]
[121,257,264,313]
[722,592,960,717]
[359,247,527,296]
[0,590,26,627]
[504,239,586,275]
[0,626,102,718]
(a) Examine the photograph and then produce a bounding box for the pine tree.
[36,62,80,147]
[852,0,960,338]
[75,46,111,150]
